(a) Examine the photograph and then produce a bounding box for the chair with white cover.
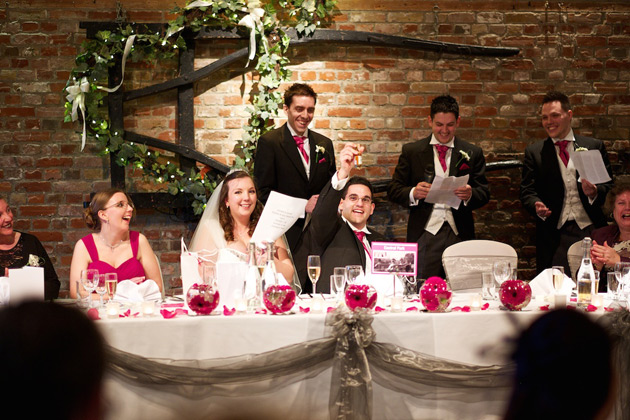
[442,240,518,291]
[567,240,583,281]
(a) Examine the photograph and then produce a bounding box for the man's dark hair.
[284,83,317,107]
[430,94,459,119]
[542,91,572,112]
[341,176,374,199]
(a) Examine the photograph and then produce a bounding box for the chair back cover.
[567,240,583,281]
[442,240,518,291]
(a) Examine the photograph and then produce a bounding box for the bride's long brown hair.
[218,171,263,242]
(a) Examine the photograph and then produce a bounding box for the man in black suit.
[387,95,490,279]
[254,83,336,250]
[520,91,613,274]
[295,144,385,293]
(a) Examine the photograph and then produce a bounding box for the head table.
[90,293,617,420]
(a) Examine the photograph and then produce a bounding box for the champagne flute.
[95,275,108,308]
[307,255,321,295]
[551,266,564,295]
[493,261,511,286]
[80,269,98,308]
[105,273,118,301]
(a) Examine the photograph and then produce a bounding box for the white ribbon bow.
[65,77,90,151]
[238,7,267,66]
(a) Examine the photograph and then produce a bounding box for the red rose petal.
[160,309,177,319]
[539,305,550,311]
[87,308,100,320]
[223,306,236,316]
[255,308,267,314]
[604,307,614,312]
[374,306,385,312]
[586,304,598,312]
[405,306,418,312]
[299,306,310,313]
[326,307,336,313]
[481,303,490,310]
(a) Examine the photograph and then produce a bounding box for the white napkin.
[0,277,9,305]
[529,269,575,296]
[114,279,161,302]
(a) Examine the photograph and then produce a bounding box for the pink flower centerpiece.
[499,279,532,311]
[345,284,377,311]
[263,285,296,314]
[186,283,220,315]
[420,276,452,312]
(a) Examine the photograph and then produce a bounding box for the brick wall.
[1,0,629,294]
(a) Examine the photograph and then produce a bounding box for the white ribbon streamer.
[97,34,136,94]
[65,76,90,151]
[238,7,266,66]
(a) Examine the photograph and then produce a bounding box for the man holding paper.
[294,144,385,293]
[520,91,613,274]
[387,95,489,279]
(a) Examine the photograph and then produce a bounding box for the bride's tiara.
[225,167,250,177]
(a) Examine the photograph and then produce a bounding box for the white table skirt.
[96,294,547,420]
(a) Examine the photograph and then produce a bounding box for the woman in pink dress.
[69,189,163,298]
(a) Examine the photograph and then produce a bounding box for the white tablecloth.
[97,294,546,420]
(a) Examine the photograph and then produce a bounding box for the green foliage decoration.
[64,0,337,215]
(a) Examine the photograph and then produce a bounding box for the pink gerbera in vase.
[345,284,378,311]
[186,283,220,315]
[263,285,296,314]
[420,276,452,312]
[499,279,532,311]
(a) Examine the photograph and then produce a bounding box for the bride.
[189,170,295,284]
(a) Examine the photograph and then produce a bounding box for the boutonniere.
[27,254,44,267]
[315,145,327,163]
[455,150,471,169]
[574,146,588,152]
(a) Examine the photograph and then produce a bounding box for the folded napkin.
[114,279,161,302]
[529,269,575,296]
[0,277,9,305]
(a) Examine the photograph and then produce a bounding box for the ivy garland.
[64,0,337,215]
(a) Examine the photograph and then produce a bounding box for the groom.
[254,83,336,251]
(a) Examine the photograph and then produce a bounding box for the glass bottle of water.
[262,240,278,288]
[245,241,262,310]
[576,237,595,308]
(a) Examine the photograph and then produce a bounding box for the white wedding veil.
[189,179,226,255]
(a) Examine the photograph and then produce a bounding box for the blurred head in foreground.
[0,301,105,420]
[504,309,613,420]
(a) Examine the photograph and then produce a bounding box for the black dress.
[0,231,60,300]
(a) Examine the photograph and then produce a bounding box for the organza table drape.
[98,301,628,420]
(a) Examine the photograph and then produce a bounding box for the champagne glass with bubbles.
[551,266,564,295]
[307,255,321,295]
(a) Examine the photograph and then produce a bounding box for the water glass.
[330,274,345,299]
[80,269,98,308]
[493,261,511,285]
[481,272,495,300]
[345,265,364,285]
[607,272,619,300]
[95,275,108,308]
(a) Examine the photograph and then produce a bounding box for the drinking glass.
[493,261,511,286]
[614,262,630,298]
[105,273,118,301]
[330,274,345,299]
[95,275,108,308]
[481,272,496,300]
[203,264,216,287]
[345,265,364,285]
[307,255,321,295]
[592,270,600,295]
[551,266,564,295]
[80,269,98,308]
[607,272,619,300]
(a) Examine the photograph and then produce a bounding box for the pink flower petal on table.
[586,304,598,312]
[255,308,267,315]
[451,306,462,312]
[327,307,336,313]
[539,305,550,311]
[160,309,177,319]
[604,307,615,312]
[299,306,310,313]
[569,297,577,302]
[223,306,236,316]
[481,303,490,310]
[161,303,184,308]
[119,309,131,318]
[410,298,422,303]
[461,306,471,312]
[406,306,418,312]
[374,306,385,312]
[87,308,100,320]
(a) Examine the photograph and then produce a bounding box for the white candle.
[553,294,566,309]
[142,301,155,316]
[591,294,604,309]
[311,296,324,313]
[470,294,482,311]
[391,296,403,313]
[106,302,120,318]
[236,298,248,313]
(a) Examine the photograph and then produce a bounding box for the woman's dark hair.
[218,171,263,242]
[604,180,630,221]
[84,188,135,231]
[504,309,613,420]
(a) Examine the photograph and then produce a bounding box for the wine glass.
[307,255,321,295]
[80,269,98,308]
[493,261,511,286]
[345,265,364,285]
[95,275,108,308]
[551,266,564,295]
[614,262,630,299]
[105,273,118,301]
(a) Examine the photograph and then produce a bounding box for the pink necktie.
[293,135,309,164]
[435,145,449,172]
[354,231,372,260]
[556,140,569,167]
